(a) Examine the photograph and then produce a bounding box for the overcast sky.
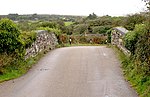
[0,0,146,16]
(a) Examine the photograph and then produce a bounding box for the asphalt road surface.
[0,46,138,97]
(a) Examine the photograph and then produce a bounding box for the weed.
[0,51,46,83]
[112,45,150,97]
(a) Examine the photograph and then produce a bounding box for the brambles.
[0,18,21,53]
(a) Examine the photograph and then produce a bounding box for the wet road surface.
[0,46,138,97]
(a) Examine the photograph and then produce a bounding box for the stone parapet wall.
[117,44,131,56]
[25,30,58,59]
[111,27,130,56]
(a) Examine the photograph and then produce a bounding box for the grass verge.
[57,43,106,47]
[0,51,46,83]
[112,45,150,97]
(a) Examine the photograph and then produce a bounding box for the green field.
[64,22,74,26]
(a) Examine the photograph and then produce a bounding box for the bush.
[92,36,107,44]
[38,21,63,36]
[37,27,61,36]
[58,34,68,44]
[123,24,147,54]
[62,35,107,44]
[106,29,112,43]
[123,14,146,30]
[134,23,150,75]
[0,18,37,58]
[19,31,36,48]
[79,36,87,43]
[114,46,150,97]
[18,21,40,31]
[0,18,22,53]
[92,26,111,34]
[39,22,59,29]
[121,22,150,97]
[73,24,88,35]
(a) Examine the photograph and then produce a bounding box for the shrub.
[39,22,59,29]
[18,21,40,31]
[134,24,150,75]
[92,36,107,44]
[106,29,112,43]
[58,34,68,44]
[122,22,150,96]
[37,27,61,36]
[79,36,87,43]
[92,26,111,34]
[123,24,147,54]
[19,31,36,48]
[0,18,22,53]
[73,24,88,35]
[123,14,146,30]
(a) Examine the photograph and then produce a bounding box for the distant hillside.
[0,14,84,22]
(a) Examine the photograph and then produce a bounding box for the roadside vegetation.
[0,51,45,82]
[0,19,37,82]
[115,1,150,96]
[0,18,64,82]
[114,42,150,97]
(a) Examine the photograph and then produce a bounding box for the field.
[64,22,74,26]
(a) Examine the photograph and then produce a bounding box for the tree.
[87,13,97,20]
[143,0,150,11]
[39,21,59,29]
[18,21,39,31]
[112,16,124,27]
[8,13,19,20]
[123,14,146,30]
[87,16,113,27]
[55,20,67,34]
[73,24,88,35]
[92,26,111,34]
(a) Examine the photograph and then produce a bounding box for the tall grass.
[0,51,45,83]
[112,45,150,97]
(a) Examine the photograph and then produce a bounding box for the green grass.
[57,43,106,47]
[0,70,23,82]
[0,51,45,83]
[112,45,150,97]
[64,22,74,26]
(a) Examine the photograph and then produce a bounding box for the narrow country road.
[0,46,138,97]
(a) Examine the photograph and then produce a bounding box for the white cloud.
[0,0,146,16]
